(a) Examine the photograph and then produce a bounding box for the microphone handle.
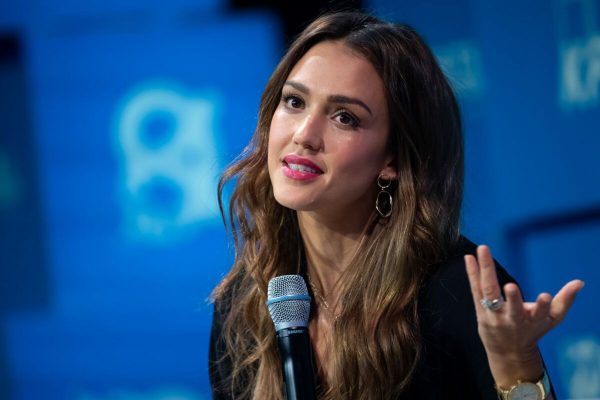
[276,327,317,400]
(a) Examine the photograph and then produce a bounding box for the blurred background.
[0,0,599,398]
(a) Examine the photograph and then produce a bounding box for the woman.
[209,11,583,399]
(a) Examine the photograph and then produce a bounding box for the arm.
[465,245,583,398]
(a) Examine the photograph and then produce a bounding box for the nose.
[292,113,323,152]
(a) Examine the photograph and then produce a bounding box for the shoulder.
[209,294,230,399]
[209,273,245,400]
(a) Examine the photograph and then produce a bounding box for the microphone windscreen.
[267,275,311,331]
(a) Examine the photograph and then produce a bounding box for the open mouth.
[281,155,324,181]
[282,155,324,175]
[285,162,322,175]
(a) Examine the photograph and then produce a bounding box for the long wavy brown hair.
[212,11,464,400]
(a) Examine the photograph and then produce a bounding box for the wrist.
[487,349,544,388]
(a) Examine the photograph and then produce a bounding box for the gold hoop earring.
[376,175,393,218]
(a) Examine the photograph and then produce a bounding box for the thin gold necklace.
[307,276,331,309]
[307,275,339,320]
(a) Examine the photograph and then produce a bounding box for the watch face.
[508,382,542,400]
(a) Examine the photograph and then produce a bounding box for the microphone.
[267,275,317,400]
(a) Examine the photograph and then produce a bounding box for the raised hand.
[464,245,584,389]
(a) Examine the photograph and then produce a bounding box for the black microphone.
[267,275,317,400]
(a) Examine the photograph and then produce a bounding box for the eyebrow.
[284,80,373,116]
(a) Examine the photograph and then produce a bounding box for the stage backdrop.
[1,0,599,398]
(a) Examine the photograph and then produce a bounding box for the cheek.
[267,113,287,167]
[268,111,293,154]
[334,140,388,177]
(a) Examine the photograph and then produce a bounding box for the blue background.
[1,0,599,398]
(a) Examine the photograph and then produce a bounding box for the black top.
[209,239,553,399]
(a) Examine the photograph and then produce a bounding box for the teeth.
[288,163,319,174]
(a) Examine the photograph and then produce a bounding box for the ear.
[379,156,398,180]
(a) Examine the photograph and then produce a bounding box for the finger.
[477,245,501,301]
[549,280,585,326]
[531,292,552,322]
[504,283,524,319]
[464,255,483,313]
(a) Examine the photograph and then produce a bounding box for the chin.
[272,192,317,212]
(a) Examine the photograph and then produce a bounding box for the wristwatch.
[496,369,550,400]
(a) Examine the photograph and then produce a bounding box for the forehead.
[287,41,387,110]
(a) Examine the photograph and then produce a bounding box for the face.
[267,40,396,219]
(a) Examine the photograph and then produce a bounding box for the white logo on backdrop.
[556,0,600,110]
[115,82,221,239]
[559,336,600,398]
[435,40,485,101]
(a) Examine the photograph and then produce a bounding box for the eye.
[333,110,360,129]
[282,94,305,109]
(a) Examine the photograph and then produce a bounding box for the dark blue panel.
[0,34,49,400]
[515,213,600,398]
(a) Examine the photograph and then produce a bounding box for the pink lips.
[282,155,324,181]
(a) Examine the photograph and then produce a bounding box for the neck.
[297,208,374,306]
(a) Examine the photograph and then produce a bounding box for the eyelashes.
[333,109,360,129]
[280,93,362,129]
[282,93,305,110]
